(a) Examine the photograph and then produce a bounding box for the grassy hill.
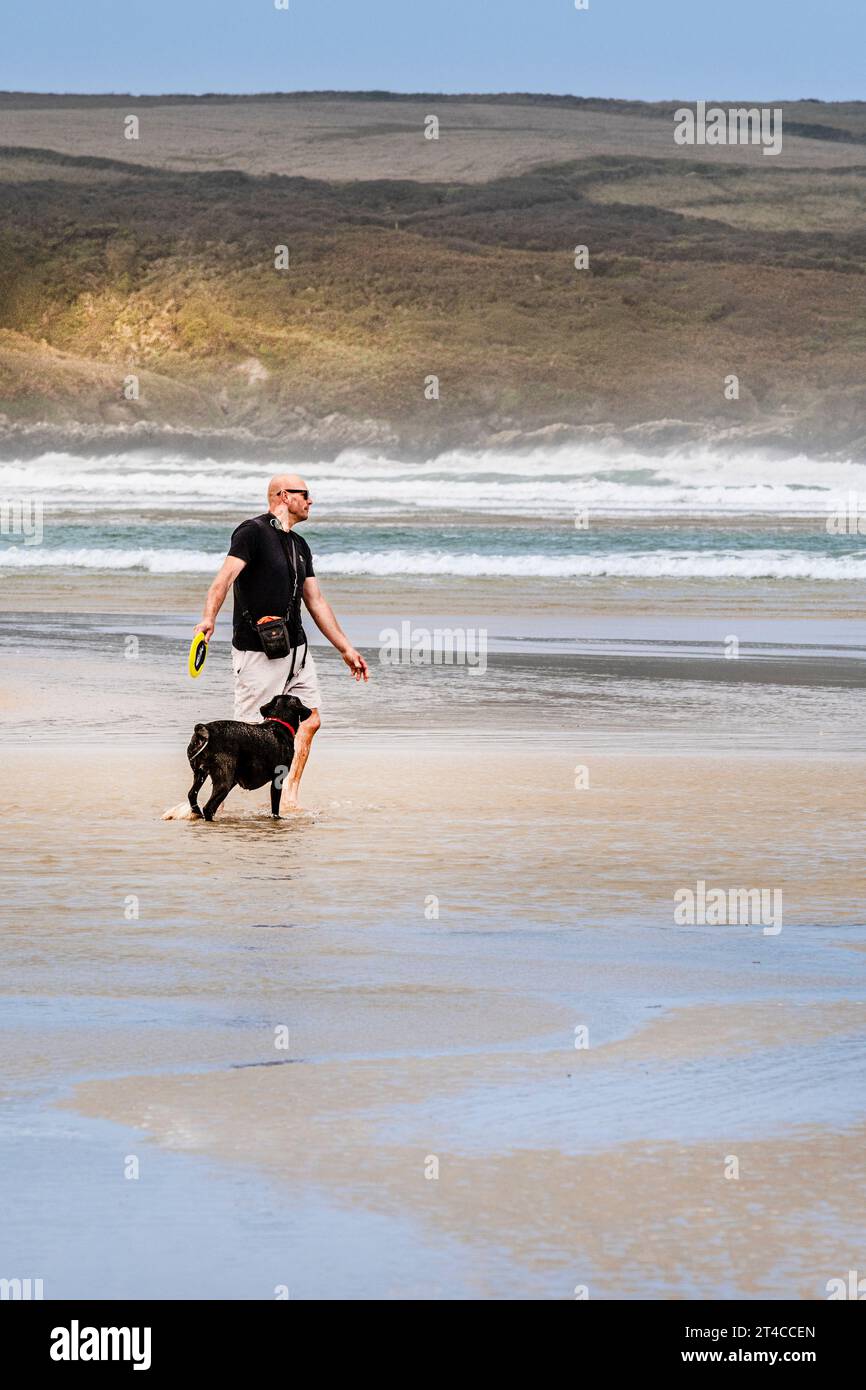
[0,93,864,455]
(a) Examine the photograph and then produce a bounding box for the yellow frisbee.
[188,632,208,678]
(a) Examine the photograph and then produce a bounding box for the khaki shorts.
[231,644,322,723]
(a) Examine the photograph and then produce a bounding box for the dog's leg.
[202,781,231,822]
[270,776,283,819]
[188,765,207,818]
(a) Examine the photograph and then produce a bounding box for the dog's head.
[259,693,313,728]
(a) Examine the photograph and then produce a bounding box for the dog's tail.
[187,723,210,762]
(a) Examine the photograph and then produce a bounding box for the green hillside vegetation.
[0,95,864,454]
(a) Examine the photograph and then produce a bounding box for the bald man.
[194,474,368,810]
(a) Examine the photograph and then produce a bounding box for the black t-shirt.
[228,514,315,651]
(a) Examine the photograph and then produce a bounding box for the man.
[194,473,368,810]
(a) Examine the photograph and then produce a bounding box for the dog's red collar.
[264,717,296,735]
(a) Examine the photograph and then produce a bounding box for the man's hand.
[194,619,215,642]
[341,647,369,681]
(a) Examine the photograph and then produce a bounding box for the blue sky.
[0,0,862,101]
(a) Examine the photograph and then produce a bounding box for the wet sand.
[3,686,866,1297]
[67,1045,866,1300]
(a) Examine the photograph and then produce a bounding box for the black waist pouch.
[255,615,291,659]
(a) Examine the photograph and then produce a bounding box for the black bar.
[5,1298,860,1373]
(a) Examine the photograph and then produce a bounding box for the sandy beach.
[3,576,866,1297]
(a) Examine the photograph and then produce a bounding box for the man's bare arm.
[303,576,369,681]
[194,555,246,641]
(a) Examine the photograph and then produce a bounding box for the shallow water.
[2,718,866,1296]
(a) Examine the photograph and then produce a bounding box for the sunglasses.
[281,489,309,500]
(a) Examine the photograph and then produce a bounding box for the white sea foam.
[2,445,863,580]
[1,445,865,516]
[3,545,866,581]
[0,546,221,573]
[276,549,866,581]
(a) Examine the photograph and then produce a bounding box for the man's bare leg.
[283,709,321,810]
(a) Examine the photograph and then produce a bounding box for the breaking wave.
[3,545,866,580]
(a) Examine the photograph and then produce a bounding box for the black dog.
[186,694,312,821]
